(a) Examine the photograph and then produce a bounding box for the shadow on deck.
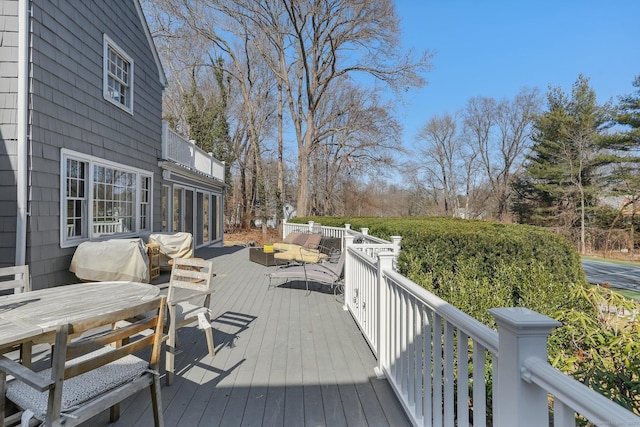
[101,246,409,426]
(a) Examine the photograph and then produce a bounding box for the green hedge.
[294,216,587,326]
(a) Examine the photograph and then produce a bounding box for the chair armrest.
[302,261,340,278]
[318,245,341,261]
[168,289,213,305]
[0,355,53,392]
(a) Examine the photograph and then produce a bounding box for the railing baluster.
[473,342,487,427]
[457,330,470,427]
[444,322,455,425]
[390,283,397,379]
[413,302,423,421]
[433,313,443,427]
[407,294,415,408]
[553,399,575,427]
[399,288,407,395]
[423,306,432,427]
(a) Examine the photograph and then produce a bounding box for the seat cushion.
[273,242,294,252]
[282,232,302,244]
[303,233,323,249]
[274,251,297,261]
[291,233,310,247]
[274,248,328,263]
[6,347,148,421]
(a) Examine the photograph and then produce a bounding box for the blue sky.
[394,1,640,144]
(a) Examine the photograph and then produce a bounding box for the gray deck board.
[89,246,409,426]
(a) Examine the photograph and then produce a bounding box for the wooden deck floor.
[98,246,409,426]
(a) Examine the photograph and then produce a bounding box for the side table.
[249,248,288,266]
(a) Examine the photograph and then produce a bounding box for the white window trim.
[60,149,152,248]
[103,34,134,114]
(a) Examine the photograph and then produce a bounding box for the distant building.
[600,195,640,216]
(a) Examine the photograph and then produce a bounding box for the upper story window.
[103,34,134,114]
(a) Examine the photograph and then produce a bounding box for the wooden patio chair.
[0,265,30,294]
[0,296,167,427]
[0,265,32,365]
[165,258,215,386]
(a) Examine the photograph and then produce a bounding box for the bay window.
[61,149,152,247]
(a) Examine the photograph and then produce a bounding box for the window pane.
[65,159,87,239]
[162,186,169,232]
[139,176,151,232]
[174,188,182,232]
[203,194,209,242]
[106,43,131,110]
[92,164,136,237]
[185,190,193,235]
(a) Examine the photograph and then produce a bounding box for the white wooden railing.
[284,221,640,426]
[161,121,225,181]
[92,219,124,235]
[282,220,402,256]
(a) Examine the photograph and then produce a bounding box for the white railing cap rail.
[522,356,640,426]
[347,230,390,245]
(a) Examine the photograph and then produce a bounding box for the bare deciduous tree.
[461,88,541,220]
[310,81,404,215]
[147,0,432,222]
[415,114,461,216]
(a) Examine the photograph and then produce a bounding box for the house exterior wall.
[0,0,164,288]
[0,1,19,269]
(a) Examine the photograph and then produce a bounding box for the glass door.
[185,189,194,235]
[196,192,204,246]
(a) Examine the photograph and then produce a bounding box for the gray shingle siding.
[0,0,19,267]
[0,0,164,286]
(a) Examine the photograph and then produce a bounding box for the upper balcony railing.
[161,121,225,182]
[285,221,640,427]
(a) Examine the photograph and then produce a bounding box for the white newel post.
[308,221,315,232]
[361,227,369,236]
[375,251,395,379]
[342,234,355,312]
[489,308,560,427]
[390,236,402,260]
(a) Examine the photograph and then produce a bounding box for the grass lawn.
[611,287,640,302]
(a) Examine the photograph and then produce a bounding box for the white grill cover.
[70,238,150,282]
[148,232,194,267]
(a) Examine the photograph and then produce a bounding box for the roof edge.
[134,0,167,88]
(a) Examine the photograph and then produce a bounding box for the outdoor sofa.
[273,232,329,263]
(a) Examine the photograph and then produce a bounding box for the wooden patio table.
[0,281,160,362]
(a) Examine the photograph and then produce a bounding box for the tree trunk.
[276,82,285,233]
[296,146,311,217]
[580,188,586,254]
[296,116,315,217]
